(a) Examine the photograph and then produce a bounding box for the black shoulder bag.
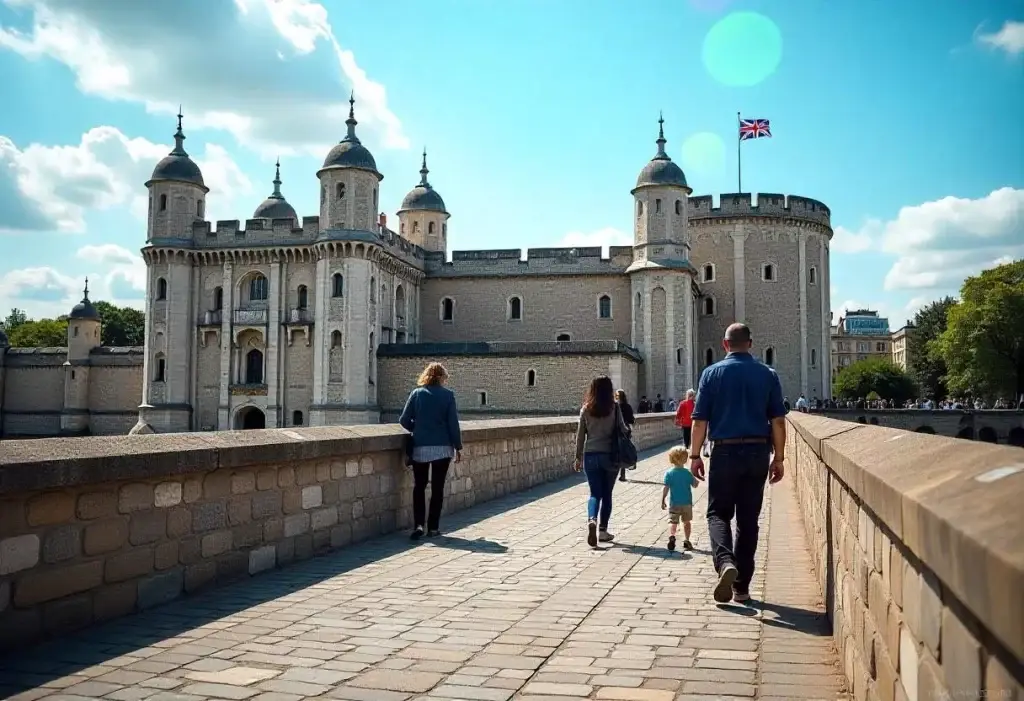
[612,404,638,468]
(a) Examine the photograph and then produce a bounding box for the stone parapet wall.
[0,413,680,650]
[809,408,1024,444]
[786,412,1023,701]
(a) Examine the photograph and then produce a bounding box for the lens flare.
[702,12,783,88]
[681,132,726,175]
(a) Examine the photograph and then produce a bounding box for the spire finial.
[419,147,430,187]
[655,112,667,158]
[344,91,359,141]
[271,158,283,198]
[83,277,90,300]
[172,107,188,156]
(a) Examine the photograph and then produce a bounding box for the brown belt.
[714,437,770,445]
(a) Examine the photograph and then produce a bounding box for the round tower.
[145,111,209,243]
[253,159,298,222]
[62,279,102,435]
[397,149,450,253]
[0,322,8,438]
[628,115,698,402]
[316,94,382,233]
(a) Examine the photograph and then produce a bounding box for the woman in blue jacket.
[399,362,463,540]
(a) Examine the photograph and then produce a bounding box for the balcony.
[234,308,269,325]
[229,383,268,396]
[198,310,223,326]
[283,308,314,325]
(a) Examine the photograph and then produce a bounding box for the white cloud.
[976,20,1024,55]
[0,0,408,156]
[0,127,252,233]
[0,266,80,306]
[831,223,875,254]
[557,227,632,256]
[77,244,146,305]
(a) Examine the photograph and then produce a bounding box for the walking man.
[689,323,787,603]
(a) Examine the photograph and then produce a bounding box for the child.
[662,445,699,551]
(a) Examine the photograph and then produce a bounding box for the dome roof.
[253,160,298,220]
[634,115,689,191]
[148,112,206,188]
[69,279,100,321]
[398,150,447,214]
[320,94,381,177]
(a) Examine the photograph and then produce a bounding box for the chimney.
[378,212,387,230]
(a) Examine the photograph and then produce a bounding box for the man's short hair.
[724,323,752,345]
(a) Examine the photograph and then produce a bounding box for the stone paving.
[0,444,848,700]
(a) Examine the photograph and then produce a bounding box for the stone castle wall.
[809,408,1024,444]
[0,413,681,649]
[786,412,1023,700]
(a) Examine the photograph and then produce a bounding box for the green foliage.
[7,318,68,347]
[93,301,145,346]
[906,296,956,399]
[3,308,27,333]
[936,260,1024,399]
[865,391,880,401]
[833,356,918,403]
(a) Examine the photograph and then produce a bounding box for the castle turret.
[397,149,450,253]
[628,115,698,401]
[316,94,382,233]
[146,111,208,243]
[62,279,101,435]
[253,159,298,222]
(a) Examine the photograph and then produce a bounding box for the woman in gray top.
[573,375,629,548]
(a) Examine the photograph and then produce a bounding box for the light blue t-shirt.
[664,467,697,507]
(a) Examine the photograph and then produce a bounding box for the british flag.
[739,118,771,140]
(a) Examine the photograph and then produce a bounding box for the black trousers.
[682,425,692,448]
[706,442,771,592]
[412,458,452,530]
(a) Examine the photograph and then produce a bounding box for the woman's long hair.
[417,362,448,387]
[583,376,615,417]
[614,390,628,404]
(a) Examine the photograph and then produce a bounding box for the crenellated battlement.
[424,245,635,278]
[687,193,831,228]
[189,215,320,246]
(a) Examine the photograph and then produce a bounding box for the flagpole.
[736,112,742,192]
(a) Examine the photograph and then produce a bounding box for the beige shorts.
[668,505,693,524]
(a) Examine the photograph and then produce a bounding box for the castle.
[0,98,834,437]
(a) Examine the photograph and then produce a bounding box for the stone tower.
[0,322,8,437]
[397,149,450,253]
[312,94,384,425]
[134,112,207,435]
[627,115,698,401]
[62,279,102,435]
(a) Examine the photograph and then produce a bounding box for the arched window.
[508,296,522,321]
[400,222,405,234]
[703,297,715,315]
[764,347,775,366]
[442,223,447,236]
[197,200,204,218]
[331,330,342,348]
[292,410,304,426]
[297,285,308,310]
[762,263,776,282]
[213,286,223,310]
[526,369,536,387]
[412,221,420,233]
[74,326,79,337]
[811,348,817,366]
[675,200,682,215]
[336,182,345,200]
[598,295,612,319]
[159,194,167,211]
[428,222,435,234]
[556,333,571,342]
[655,198,662,213]
[154,355,166,382]
[246,349,264,384]
[156,277,167,300]
[332,273,344,297]
[320,185,326,204]
[373,188,377,209]
[635,292,642,310]
[395,285,406,322]
[368,332,375,378]
[637,201,643,217]
[370,277,376,303]
[702,264,715,283]
[676,348,682,365]
[441,297,454,322]
[249,274,268,301]
[809,266,817,285]
[705,348,714,367]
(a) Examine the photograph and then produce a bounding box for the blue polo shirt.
[691,352,787,440]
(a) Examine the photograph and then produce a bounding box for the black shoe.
[618,476,627,482]
[683,540,693,551]
[410,527,424,541]
[667,536,676,551]
[426,529,440,538]
[587,520,598,548]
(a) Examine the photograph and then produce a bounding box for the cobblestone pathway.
[1,444,848,700]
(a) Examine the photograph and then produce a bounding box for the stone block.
[137,568,183,609]
[183,478,203,503]
[352,500,364,519]
[216,551,248,582]
[154,482,183,508]
[899,626,919,701]
[118,483,154,513]
[167,506,191,537]
[890,547,904,609]
[203,472,232,499]
[918,650,947,701]
[985,654,1021,701]
[42,593,93,633]
[312,528,330,551]
[232,522,263,549]
[902,563,922,641]
[284,513,310,537]
[248,545,276,575]
[330,523,351,548]
[256,469,276,490]
[277,537,295,565]
[920,572,942,659]
[252,490,282,519]
[359,456,374,475]
[42,524,81,564]
[155,541,179,570]
[346,458,359,478]
[94,581,136,620]
[885,602,902,664]
[873,642,897,701]
[26,491,76,526]
[129,510,167,545]
[106,548,155,583]
[294,533,313,560]
[330,459,345,480]
[311,507,338,531]
[0,533,40,575]
[201,530,233,558]
[14,560,103,606]
[868,571,889,633]
[231,471,256,494]
[301,485,323,509]
[278,465,295,487]
[228,495,252,525]
[76,490,117,520]
[84,518,128,555]
[282,487,303,514]
[296,463,316,485]
[193,501,227,532]
[263,517,284,541]
[0,499,26,538]
[185,561,216,592]
[315,461,330,482]
[941,606,982,698]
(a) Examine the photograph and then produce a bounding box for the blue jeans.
[583,452,617,529]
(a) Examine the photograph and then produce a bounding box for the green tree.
[94,301,145,346]
[833,356,918,404]
[3,308,28,333]
[906,296,956,399]
[7,318,68,347]
[936,260,1024,400]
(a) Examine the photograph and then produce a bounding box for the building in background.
[831,309,892,381]
[891,324,915,371]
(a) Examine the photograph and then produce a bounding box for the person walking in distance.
[675,389,696,449]
[574,376,630,547]
[615,390,636,482]
[689,323,787,603]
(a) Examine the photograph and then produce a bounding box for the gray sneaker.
[598,530,614,543]
[714,564,738,603]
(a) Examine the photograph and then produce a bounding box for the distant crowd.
[787,394,1024,412]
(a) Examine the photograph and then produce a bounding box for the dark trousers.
[706,442,771,592]
[412,458,452,530]
[682,425,692,448]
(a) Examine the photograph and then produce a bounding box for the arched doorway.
[236,407,266,430]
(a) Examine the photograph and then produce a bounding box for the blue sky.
[0,0,1021,329]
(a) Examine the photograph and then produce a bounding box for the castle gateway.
[126,103,832,434]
